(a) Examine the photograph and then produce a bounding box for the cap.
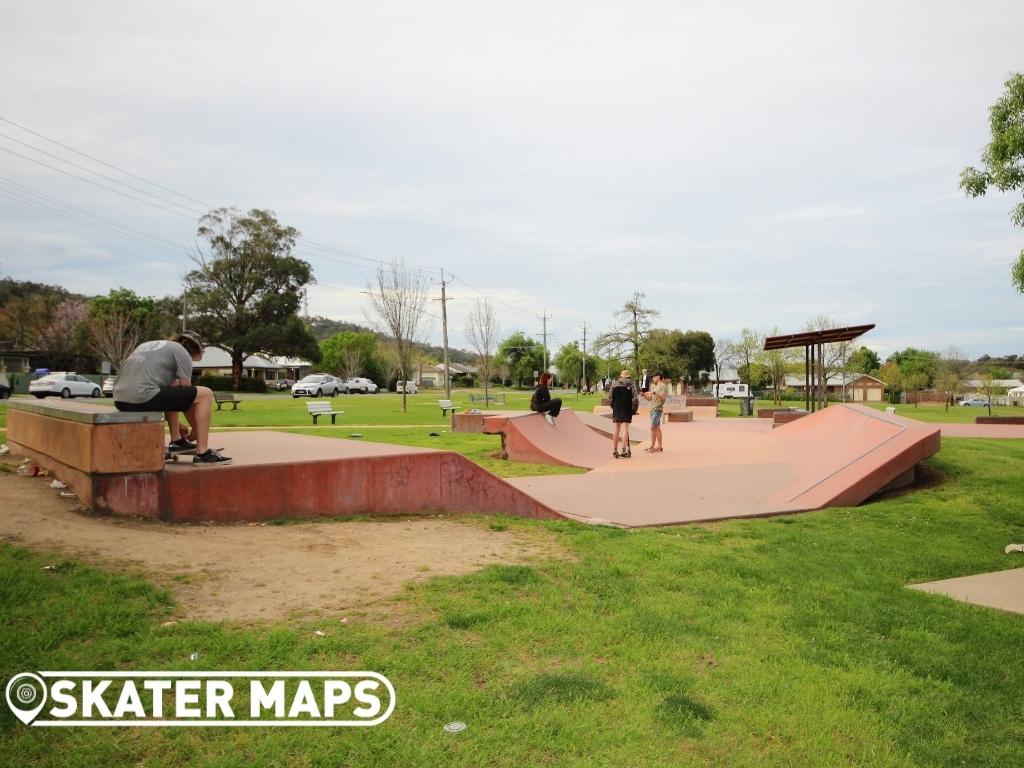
[179,330,204,350]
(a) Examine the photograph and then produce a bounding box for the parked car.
[102,376,117,397]
[959,395,990,407]
[29,372,102,399]
[274,378,294,391]
[0,372,10,400]
[345,377,379,394]
[395,380,418,395]
[291,374,346,397]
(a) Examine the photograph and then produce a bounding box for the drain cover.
[443,721,466,734]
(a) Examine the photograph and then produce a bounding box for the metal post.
[440,269,451,400]
[804,345,810,411]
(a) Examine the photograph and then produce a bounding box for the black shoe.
[168,438,197,455]
[623,450,632,458]
[192,449,232,466]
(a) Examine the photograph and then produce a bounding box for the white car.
[345,377,379,394]
[29,372,102,399]
[396,380,418,394]
[291,374,346,398]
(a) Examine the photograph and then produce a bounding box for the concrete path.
[909,567,1024,615]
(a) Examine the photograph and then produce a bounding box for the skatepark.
[5,395,941,529]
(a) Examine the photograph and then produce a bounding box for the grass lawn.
[2,437,1024,766]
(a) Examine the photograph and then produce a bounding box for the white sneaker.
[545,414,555,426]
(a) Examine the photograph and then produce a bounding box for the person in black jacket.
[531,372,562,426]
[609,369,639,458]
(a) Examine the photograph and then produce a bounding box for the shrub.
[197,375,267,393]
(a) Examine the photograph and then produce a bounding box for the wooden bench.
[439,399,461,416]
[307,400,344,425]
[468,392,506,405]
[214,392,242,410]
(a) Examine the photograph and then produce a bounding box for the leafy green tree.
[320,331,383,383]
[847,346,881,375]
[734,328,764,387]
[554,341,600,389]
[887,348,939,388]
[643,329,715,390]
[186,208,320,388]
[960,72,1024,294]
[878,361,903,404]
[496,331,544,387]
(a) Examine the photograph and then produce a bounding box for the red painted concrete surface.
[481,409,613,469]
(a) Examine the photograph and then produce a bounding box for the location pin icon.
[5,673,48,725]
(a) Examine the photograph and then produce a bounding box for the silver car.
[291,374,346,398]
[959,396,990,407]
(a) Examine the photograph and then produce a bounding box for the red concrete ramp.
[508,405,940,527]
[481,409,613,469]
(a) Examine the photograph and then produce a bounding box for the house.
[417,362,480,388]
[781,373,884,401]
[194,347,312,384]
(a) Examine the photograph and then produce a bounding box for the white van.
[713,383,749,399]
[396,380,418,395]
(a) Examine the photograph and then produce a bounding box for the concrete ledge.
[976,416,1024,425]
[665,411,693,422]
[773,411,808,426]
[8,408,165,474]
[7,399,163,424]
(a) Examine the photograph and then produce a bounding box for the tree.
[935,361,961,412]
[365,259,434,412]
[465,299,500,402]
[320,331,381,382]
[186,208,320,388]
[87,288,158,371]
[887,348,939,388]
[35,298,90,371]
[554,341,599,390]
[960,73,1024,294]
[878,362,903,404]
[978,371,1004,417]
[847,346,880,375]
[805,315,854,408]
[734,328,764,387]
[496,332,545,387]
[595,292,660,377]
[903,370,929,408]
[763,326,799,404]
[713,337,737,389]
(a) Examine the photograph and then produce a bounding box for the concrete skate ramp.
[508,405,940,527]
[481,409,613,469]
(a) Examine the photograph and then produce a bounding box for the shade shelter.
[763,324,875,412]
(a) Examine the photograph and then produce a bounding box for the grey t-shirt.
[113,340,193,404]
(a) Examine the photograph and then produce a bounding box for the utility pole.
[537,310,551,374]
[580,322,589,392]
[439,270,451,400]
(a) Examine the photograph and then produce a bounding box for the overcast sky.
[1,1,1022,357]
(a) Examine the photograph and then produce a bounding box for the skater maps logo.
[4,671,395,727]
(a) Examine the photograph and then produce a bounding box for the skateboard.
[165,448,225,463]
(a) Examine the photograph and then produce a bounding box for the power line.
[0,130,205,216]
[0,145,198,220]
[0,188,187,258]
[0,176,189,250]
[0,114,217,209]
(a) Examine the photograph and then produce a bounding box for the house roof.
[783,373,879,387]
[963,379,1024,389]
[195,348,279,370]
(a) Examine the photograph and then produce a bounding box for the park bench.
[468,393,506,405]
[439,399,461,416]
[214,392,242,410]
[307,400,344,425]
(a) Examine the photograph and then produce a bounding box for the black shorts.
[115,386,198,413]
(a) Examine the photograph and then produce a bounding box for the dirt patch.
[0,467,565,623]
